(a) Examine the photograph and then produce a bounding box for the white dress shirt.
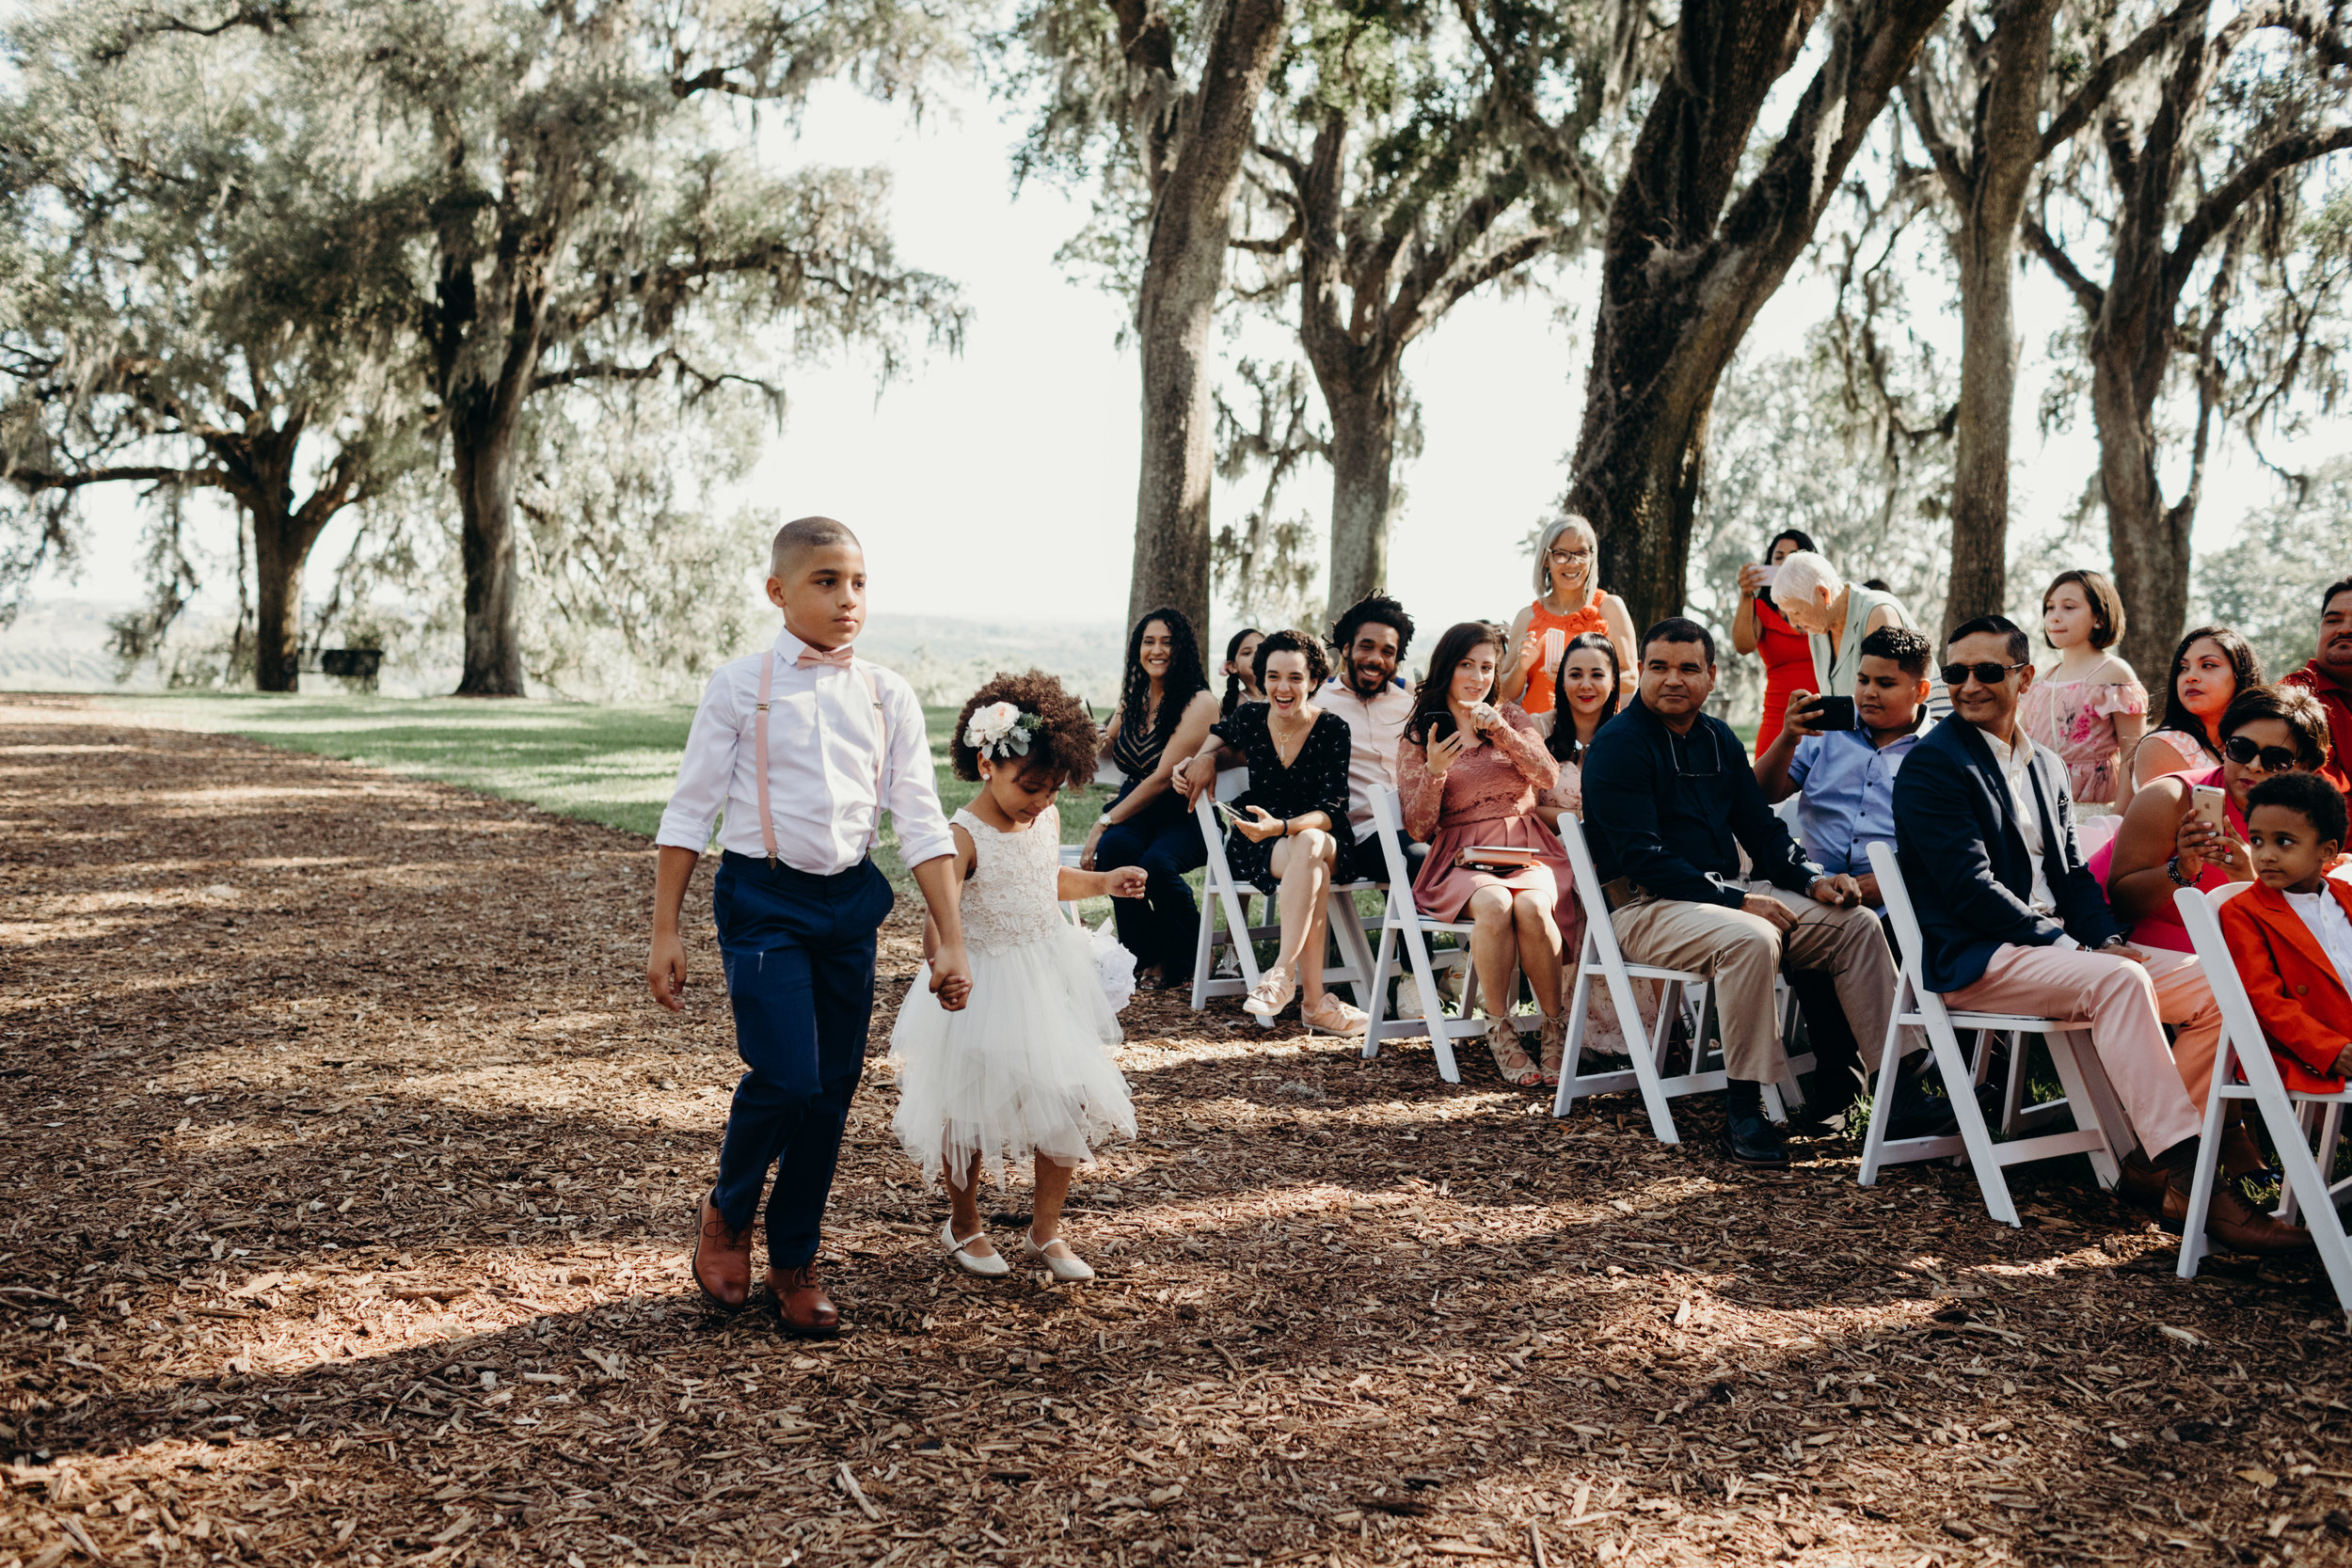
[1319,677,1415,834]
[656,626,955,875]
[2286,888,2352,993]
[1981,724,2071,940]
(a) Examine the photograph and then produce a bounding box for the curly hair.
[1251,627,1330,689]
[948,669,1101,786]
[1330,593,1416,663]
[1115,607,1212,754]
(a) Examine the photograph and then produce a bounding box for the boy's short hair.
[1858,625,1931,678]
[771,515,861,578]
[2247,772,2350,846]
[1640,616,1715,665]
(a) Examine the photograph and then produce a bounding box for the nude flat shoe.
[1242,966,1297,1018]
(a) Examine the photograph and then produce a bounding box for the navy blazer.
[1889,716,2122,992]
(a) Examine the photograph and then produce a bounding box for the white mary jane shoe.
[1022,1229,1096,1283]
[941,1220,1009,1278]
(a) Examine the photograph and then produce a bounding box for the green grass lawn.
[107,693,1109,898]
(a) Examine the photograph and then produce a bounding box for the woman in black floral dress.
[1172,629,1364,1037]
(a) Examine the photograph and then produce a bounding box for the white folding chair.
[1360,785,1524,1083]
[1547,814,1807,1140]
[1188,784,1378,1025]
[1857,842,2123,1226]
[2173,883,2352,1319]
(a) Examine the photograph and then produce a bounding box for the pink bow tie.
[795,643,855,670]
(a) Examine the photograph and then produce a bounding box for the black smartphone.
[1425,713,1458,747]
[1804,695,1858,731]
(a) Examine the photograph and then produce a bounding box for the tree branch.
[2022,216,2105,315]
[1901,72,1972,210]
[2169,124,2352,283]
[2039,0,2204,159]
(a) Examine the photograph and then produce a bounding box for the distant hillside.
[855,612,1128,709]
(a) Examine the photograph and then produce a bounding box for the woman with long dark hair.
[1529,633,1645,1066]
[1396,622,1571,1086]
[2126,626,2263,803]
[1084,609,1220,987]
[1730,530,1819,758]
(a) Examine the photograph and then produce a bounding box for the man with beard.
[2282,576,2352,795]
[1321,594,1419,883]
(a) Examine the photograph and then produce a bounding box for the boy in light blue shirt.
[1756,626,1935,909]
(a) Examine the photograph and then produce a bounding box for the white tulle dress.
[890,805,1138,1189]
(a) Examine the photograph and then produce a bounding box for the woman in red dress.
[1731,529,1819,758]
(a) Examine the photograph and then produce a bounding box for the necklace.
[1268,706,1313,759]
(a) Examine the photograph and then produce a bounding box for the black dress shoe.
[1883,1068,1961,1140]
[1723,1108,1791,1167]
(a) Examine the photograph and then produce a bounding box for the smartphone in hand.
[1804,695,1858,731]
[2191,784,2229,834]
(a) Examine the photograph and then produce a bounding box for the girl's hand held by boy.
[930,941,972,1010]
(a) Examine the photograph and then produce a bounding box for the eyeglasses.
[1939,660,2028,689]
[2222,735,2305,773]
[1547,548,1594,565]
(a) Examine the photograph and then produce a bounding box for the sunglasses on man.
[1939,659,2029,688]
[2221,735,2305,773]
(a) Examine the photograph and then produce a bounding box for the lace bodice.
[954,806,1066,953]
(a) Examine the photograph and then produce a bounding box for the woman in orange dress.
[1500,513,1637,716]
[1731,529,1820,758]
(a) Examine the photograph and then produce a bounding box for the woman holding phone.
[1171,629,1364,1035]
[2095,684,2335,1179]
[1398,622,1572,1087]
[1500,514,1637,715]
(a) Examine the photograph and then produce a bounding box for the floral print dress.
[2020,668,2148,814]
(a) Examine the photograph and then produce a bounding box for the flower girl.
[891,672,1144,1282]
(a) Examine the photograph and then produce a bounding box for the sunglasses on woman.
[2221,735,2305,773]
[1939,659,2028,688]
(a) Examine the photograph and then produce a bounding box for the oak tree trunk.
[1571,0,1954,634]
[1319,367,1400,624]
[1122,0,1289,641]
[1935,0,2058,639]
[454,410,528,697]
[250,503,307,694]
[2091,345,2194,683]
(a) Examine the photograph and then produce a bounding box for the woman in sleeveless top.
[1731,530,1820,758]
[1500,513,1636,716]
[2126,625,2263,804]
[1768,549,1908,704]
[1083,609,1221,988]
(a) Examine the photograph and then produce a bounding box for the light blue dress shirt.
[1787,720,1931,877]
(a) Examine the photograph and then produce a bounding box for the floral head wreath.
[964,701,1044,762]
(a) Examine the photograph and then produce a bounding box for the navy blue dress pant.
[1094,780,1206,977]
[709,851,893,1269]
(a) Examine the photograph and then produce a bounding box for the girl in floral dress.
[2019,569,2147,818]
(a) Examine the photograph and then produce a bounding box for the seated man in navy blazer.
[1891,615,2306,1253]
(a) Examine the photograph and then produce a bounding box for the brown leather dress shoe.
[2166,1180,2313,1255]
[692,1198,754,1309]
[767,1264,841,1338]
[2115,1149,2168,1212]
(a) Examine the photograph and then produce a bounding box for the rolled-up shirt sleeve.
[879,673,956,869]
[655,666,741,852]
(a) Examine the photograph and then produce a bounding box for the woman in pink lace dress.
[1397,622,1570,1088]
[2018,569,2146,816]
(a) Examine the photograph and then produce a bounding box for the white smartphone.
[2191,784,2229,834]
[1755,563,1780,586]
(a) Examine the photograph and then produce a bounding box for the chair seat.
[1899,1009,2091,1031]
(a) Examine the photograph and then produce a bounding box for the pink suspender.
[752,651,889,869]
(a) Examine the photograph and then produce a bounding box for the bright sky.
[35,70,2327,653]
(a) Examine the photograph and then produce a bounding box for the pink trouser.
[1942,944,2217,1156]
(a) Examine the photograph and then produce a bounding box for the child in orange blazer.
[2221,772,2352,1094]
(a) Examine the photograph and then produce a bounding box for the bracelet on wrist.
[2165,854,2195,888]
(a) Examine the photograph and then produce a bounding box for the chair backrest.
[1554,812,1640,974]
[1368,785,1422,899]
[1866,840,1964,1031]
[1216,766,1250,802]
[2074,811,2122,860]
[1194,793,1242,887]
[2177,881,2297,1104]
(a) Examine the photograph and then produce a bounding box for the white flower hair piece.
[963,700,1043,761]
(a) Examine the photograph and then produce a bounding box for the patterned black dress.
[1210,705,1357,895]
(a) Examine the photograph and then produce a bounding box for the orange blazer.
[2219,879,2352,1095]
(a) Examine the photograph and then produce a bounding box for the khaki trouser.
[1609,879,1899,1083]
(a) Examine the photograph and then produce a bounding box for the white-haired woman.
[1500,515,1637,717]
[1769,550,1910,705]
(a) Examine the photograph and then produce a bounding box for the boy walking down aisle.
[646,517,972,1336]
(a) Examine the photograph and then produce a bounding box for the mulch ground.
[2,692,2347,1568]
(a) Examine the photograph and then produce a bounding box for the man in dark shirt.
[1581,618,1900,1166]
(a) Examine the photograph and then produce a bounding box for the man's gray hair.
[771,515,862,578]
